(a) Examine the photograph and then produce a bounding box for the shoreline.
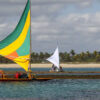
[0,63,100,68]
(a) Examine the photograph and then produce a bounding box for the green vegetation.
[0,50,100,63]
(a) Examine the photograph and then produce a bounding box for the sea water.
[0,68,100,100]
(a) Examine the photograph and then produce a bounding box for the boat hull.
[0,78,33,82]
[33,71,100,80]
[0,71,100,81]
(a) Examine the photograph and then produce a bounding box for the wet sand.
[0,63,100,68]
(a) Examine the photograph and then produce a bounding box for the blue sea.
[0,68,100,100]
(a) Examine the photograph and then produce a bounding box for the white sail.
[47,47,60,68]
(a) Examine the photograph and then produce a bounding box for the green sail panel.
[16,27,30,56]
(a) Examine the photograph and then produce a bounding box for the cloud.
[0,0,100,53]
[0,23,7,28]
[31,11,100,52]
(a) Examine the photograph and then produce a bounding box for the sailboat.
[47,46,63,72]
[0,0,99,81]
[0,0,33,81]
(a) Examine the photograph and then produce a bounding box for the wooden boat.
[0,70,100,81]
[0,0,100,81]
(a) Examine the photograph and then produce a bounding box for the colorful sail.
[0,0,31,71]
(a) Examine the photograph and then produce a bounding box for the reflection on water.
[0,68,100,99]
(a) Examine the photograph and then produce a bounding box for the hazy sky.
[0,0,100,53]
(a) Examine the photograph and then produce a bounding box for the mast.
[28,0,32,78]
[29,0,31,70]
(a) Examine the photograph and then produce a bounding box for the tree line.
[0,50,100,63]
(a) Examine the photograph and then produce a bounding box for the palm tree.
[66,53,71,62]
[96,55,100,62]
[70,49,75,56]
[79,52,85,61]
[86,51,90,57]
[93,50,98,57]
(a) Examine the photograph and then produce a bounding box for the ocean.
[0,68,100,100]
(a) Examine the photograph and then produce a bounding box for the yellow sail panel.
[14,55,30,71]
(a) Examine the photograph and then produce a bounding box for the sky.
[0,0,100,53]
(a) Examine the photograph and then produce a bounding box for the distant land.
[0,63,100,68]
[0,50,100,64]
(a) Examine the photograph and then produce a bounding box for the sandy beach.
[0,63,100,68]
